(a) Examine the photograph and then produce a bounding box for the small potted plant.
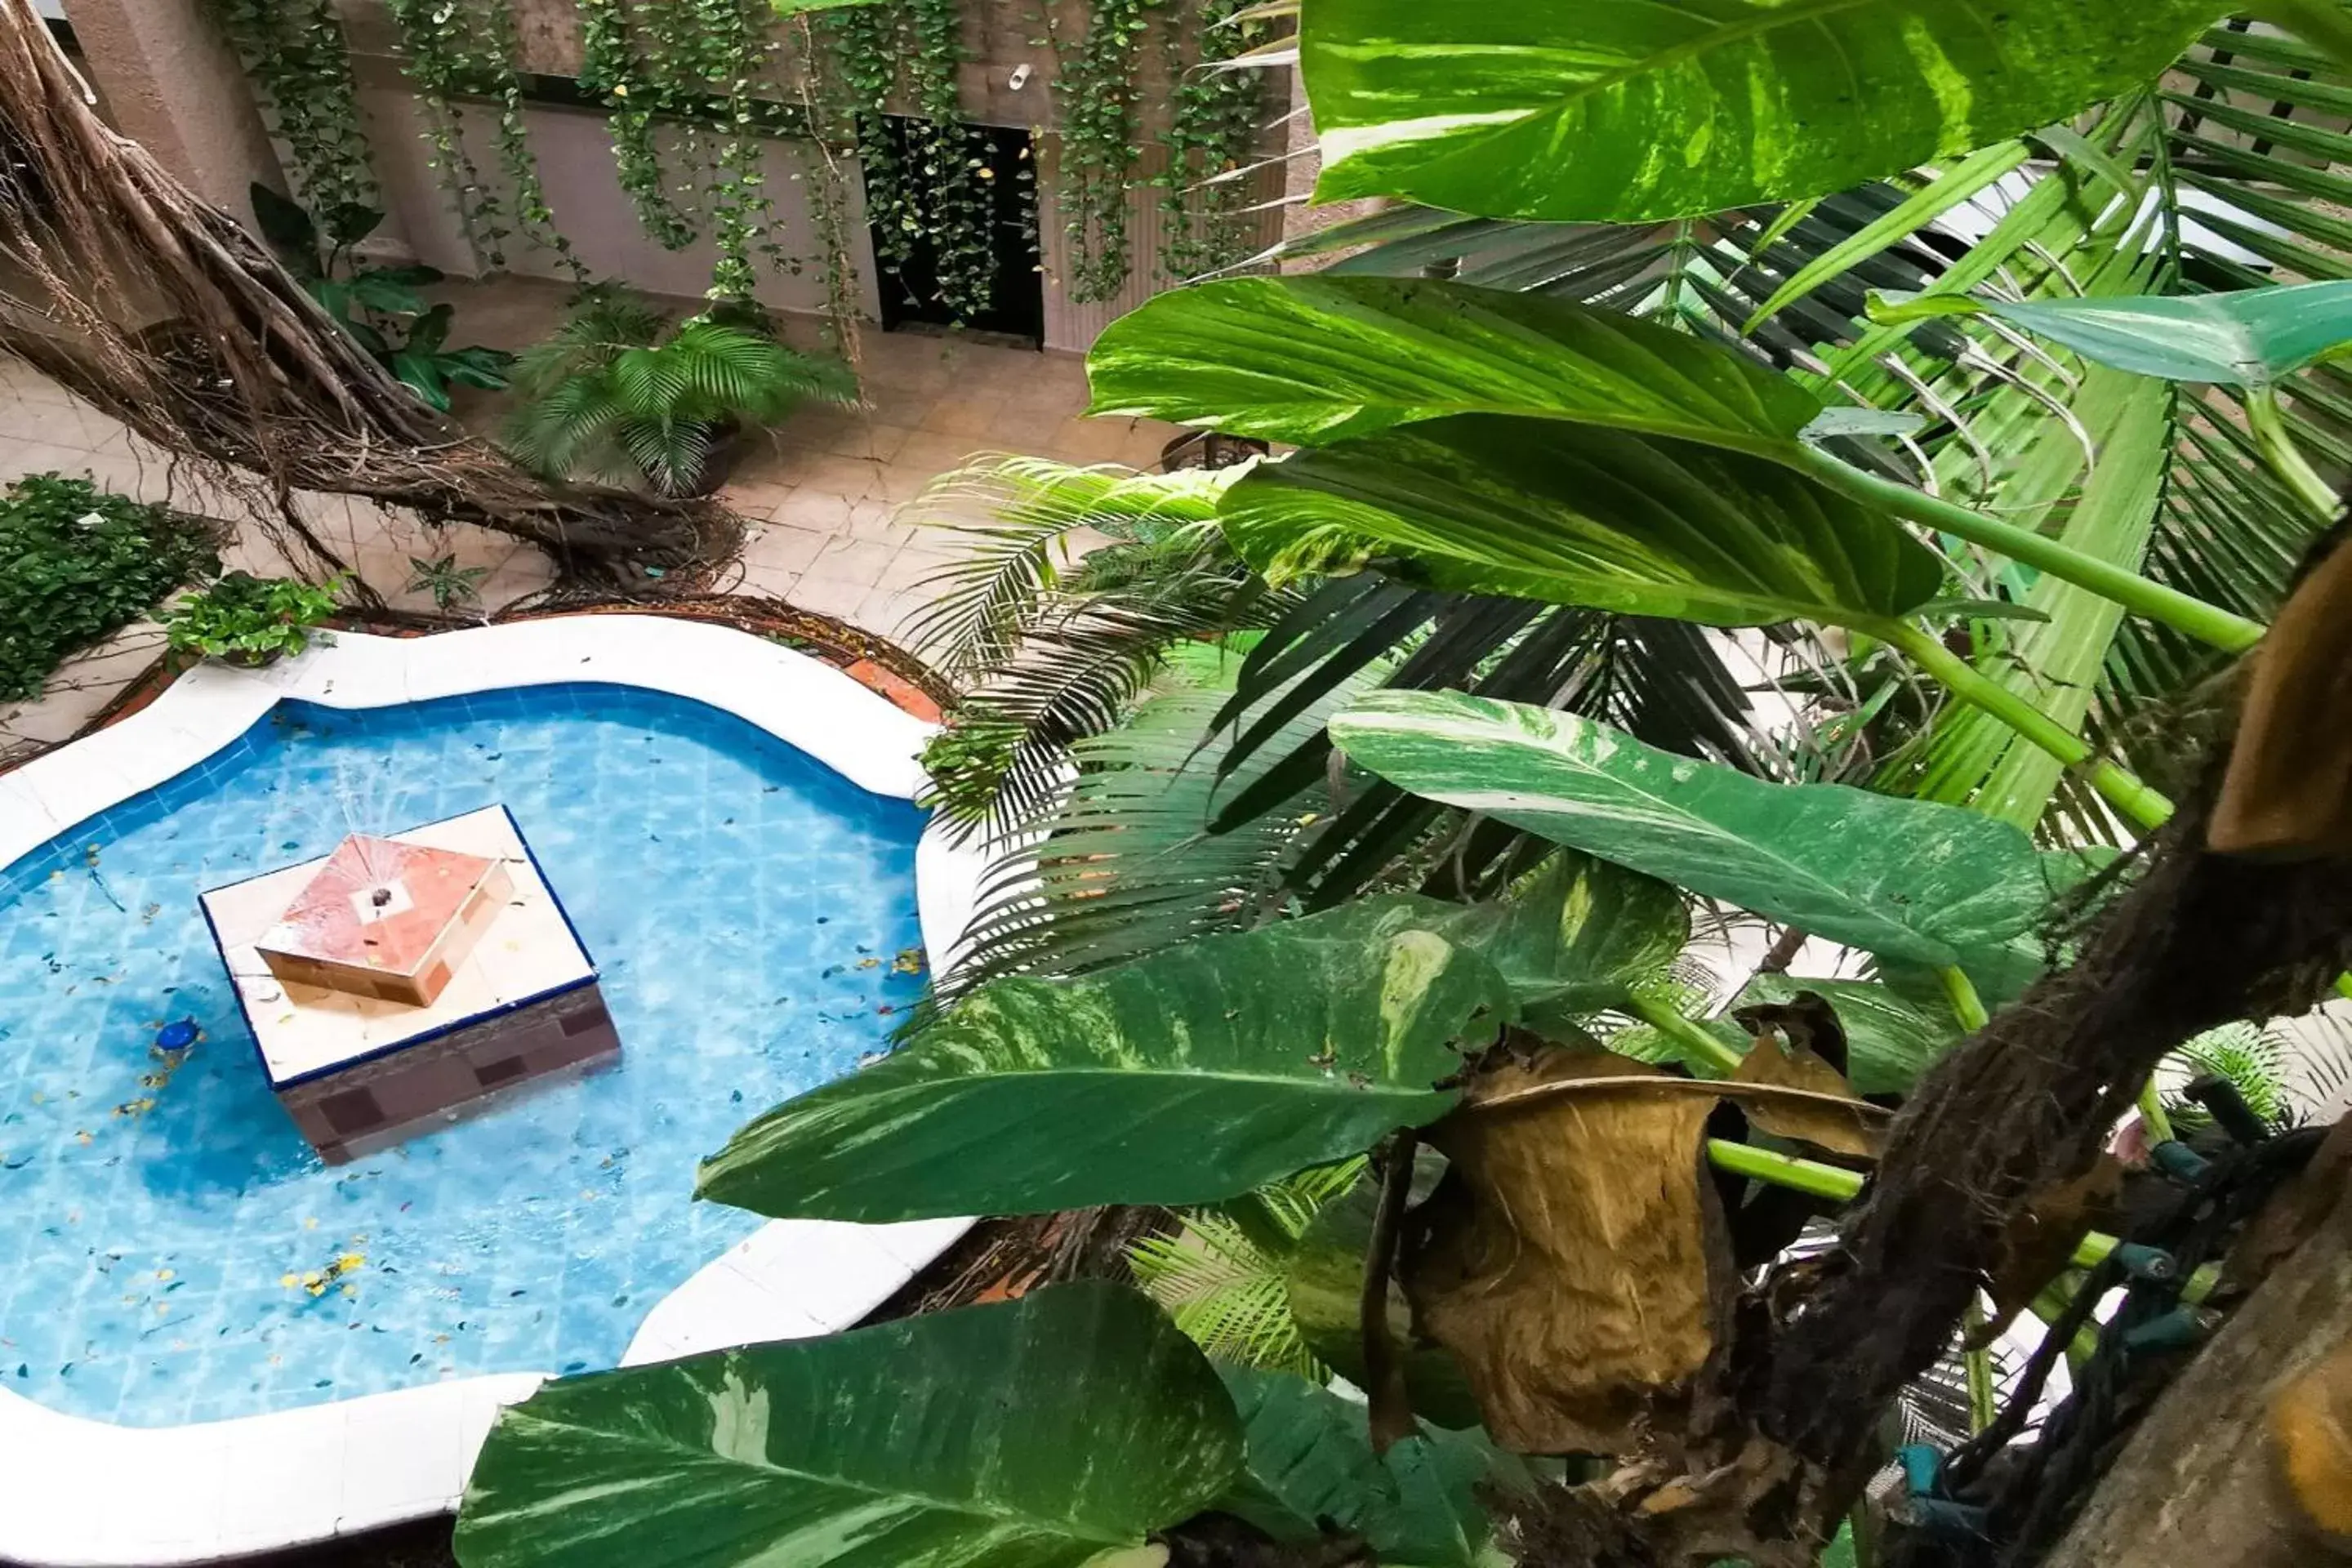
[500,287,859,497]
[163,572,342,667]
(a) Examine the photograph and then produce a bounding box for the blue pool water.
[0,684,926,1426]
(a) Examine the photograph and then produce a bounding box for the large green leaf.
[453,1283,1241,1568]
[1218,414,1946,628]
[1216,1366,1526,1568]
[696,899,1515,1223]
[1086,275,1823,452]
[1726,974,1961,1096]
[1445,853,1689,1025]
[1873,281,2352,387]
[1329,692,2052,968]
[1298,0,2232,222]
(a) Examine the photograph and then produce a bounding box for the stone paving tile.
[0,274,1189,746]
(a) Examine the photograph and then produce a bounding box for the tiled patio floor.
[0,275,1181,756]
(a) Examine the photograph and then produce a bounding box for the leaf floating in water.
[892,948,925,975]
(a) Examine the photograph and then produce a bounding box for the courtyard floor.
[0,274,1181,759]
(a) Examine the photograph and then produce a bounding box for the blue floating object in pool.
[154,1019,199,1053]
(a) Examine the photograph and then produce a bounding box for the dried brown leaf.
[1731,1031,1879,1159]
[1402,1047,1731,1454]
[2212,534,2352,858]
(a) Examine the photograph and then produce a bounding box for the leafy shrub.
[501,286,859,496]
[249,182,514,412]
[163,572,342,665]
[0,473,216,702]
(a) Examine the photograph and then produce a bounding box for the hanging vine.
[576,0,697,249]
[1156,0,1268,283]
[821,2,915,275]
[787,16,870,353]
[381,0,572,275]
[204,0,376,216]
[700,0,792,300]
[904,0,997,318]
[1044,0,1169,303]
[821,0,998,324]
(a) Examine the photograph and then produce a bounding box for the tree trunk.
[0,0,741,587]
[2042,1149,2352,1567]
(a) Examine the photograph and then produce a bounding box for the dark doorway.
[865,117,1045,347]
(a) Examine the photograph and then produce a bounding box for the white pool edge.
[0,618,985,1566]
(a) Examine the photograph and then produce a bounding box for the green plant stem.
[2025,1280,2102,1369]
[1936,964,1990,1031]
[1806,448,2266,654]
[2136,1076,2176,1144]
[1961,1301,1997,1433]
[1630,993,1744,1076]
[1706,1139,1861,1201]
[1878,620,2175,833]
[2244,385,2344,523]
[1704,1140,2218,1301]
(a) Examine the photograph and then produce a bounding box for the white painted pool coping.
[0,617,987,1566]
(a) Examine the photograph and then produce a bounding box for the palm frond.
[1128,1161,1365,1376]
[943,639,1383,993]
[899,457,1245,679]
[1129,1217,1322,1375]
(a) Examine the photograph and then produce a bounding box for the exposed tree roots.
[1753,772,2352,1478]
[0,0,742,589]
[1491,755,2352,1566]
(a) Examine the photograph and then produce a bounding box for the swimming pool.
[0,683,927,1427]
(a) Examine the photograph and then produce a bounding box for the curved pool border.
[0,617,986,1566]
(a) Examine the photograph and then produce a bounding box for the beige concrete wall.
[66,0,286,229]
[350,67,884,322]
[1037,136,1287,351]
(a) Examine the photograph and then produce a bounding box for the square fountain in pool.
[198,804,618,1164]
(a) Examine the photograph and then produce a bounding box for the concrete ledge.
[0,618,980,1566]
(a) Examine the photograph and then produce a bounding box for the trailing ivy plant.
[905,0,998,318]
[1156,0,1267,283]
[822,0,998,323]
[784,15,870,350]
[698,0,792,300]
[381,0,574,275]
[205,0,376,215]
[576,0,697,249]
[1045,0,1169,303]
[817,2,912,271]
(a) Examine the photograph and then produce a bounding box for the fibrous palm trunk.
[0,0,739,586]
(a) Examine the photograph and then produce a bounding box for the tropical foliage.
[453,6,2352,1568]
[500,287,858,497]
[247,185,514,413]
